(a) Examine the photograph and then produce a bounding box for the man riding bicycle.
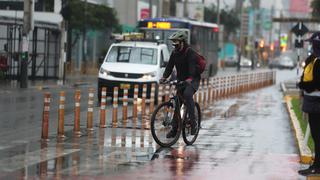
[160,30,200,138]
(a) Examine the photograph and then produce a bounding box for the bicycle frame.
[168,85,188,127]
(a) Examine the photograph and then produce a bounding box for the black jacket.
[163,45,200,81]
[299,54,320,93]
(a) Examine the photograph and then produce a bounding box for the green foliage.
[62,0,119,31]
[291,97,314,152]
[311,0,320,18]
[204,5,240,36]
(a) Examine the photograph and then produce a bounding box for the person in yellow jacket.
[298,32,320,176]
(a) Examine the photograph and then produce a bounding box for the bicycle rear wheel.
[150,102,181,147]
[182,102,201,145]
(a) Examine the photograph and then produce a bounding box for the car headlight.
[142,71,157,80]
[99,67,109,76]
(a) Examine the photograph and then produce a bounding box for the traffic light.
[295,39,304,48]
[280,34,288,51]
[259,40,265,48]
[270,43,274,51]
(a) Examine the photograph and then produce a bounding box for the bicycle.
[150,80,201,147]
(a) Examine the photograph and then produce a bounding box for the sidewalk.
[0,73,97,91]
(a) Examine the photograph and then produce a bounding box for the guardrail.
[41,70,276,141]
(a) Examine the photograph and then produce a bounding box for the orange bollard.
[133,85,138,119]
[122,88,128,124]
[198,80,202,105]
[112,87,118,128]
[203,79,207,110]
[219,77,224,98]
[74,90,81,136]
[232,75,236,95]
[141,84,147,117]
[158,84,163,105]
[208,78,212,106]
[226,76,229,97]
[57,91,65,139]
[164,84,170,102]
[99,87,107,128]
[214,77,218,100]
[149,83,156,115]
[41,92,51,141]
[211,77,216,102]
[241,74,244,93]
[87,88,94,131]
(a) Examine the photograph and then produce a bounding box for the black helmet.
[305,32,320,43]
[305,32,320,57]
[168,31,188,42]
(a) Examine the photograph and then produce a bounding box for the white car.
[98,40,170,100]
[240,56,252,68]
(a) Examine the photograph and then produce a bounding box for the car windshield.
[106,46,158,65]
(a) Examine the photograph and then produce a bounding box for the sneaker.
[166,129,177,138]
[298,165,320,176]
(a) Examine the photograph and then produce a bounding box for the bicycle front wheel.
[182,102,201,145]
[150,102,181,147]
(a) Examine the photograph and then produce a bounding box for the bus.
[137,17,219,77]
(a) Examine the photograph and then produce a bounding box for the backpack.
[303,57,317,82]
[186,47,206,74]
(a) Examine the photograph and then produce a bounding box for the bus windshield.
[106,46,158,65]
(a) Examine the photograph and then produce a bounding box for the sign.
[291,22,308,49]
[295,39,304,48]
[291,22,308,36]
[140,8,150,19]
[147,22,171,29]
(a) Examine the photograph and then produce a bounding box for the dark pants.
[183,80,199,121]
[309,113,320,167]
[172,79,200,130]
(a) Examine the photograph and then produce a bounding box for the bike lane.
[103,84,304,179]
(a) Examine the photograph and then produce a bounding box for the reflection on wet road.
[0,80,307,179]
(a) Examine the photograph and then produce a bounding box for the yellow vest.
[303,58,318,82]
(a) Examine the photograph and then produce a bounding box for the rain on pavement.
[0,69,312,179]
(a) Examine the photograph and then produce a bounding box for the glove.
[159,77,166,83]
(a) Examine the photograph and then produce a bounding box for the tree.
[311,0,320,18]
[204,4,240,41]
[61,0,119,67]
[61,0,118,33]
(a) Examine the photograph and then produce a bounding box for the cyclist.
[160,30,200,138]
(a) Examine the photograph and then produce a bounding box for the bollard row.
[41,71,276,140]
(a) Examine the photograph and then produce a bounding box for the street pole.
[149,0,153,18]
[237,0,244,72]
[278,10,283,54]
[82,0,87,74]
[21,0,34,88]
[183,0,188,18]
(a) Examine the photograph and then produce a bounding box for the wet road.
[0,69,310,179]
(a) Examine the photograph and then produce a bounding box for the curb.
[284,95,313,164]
